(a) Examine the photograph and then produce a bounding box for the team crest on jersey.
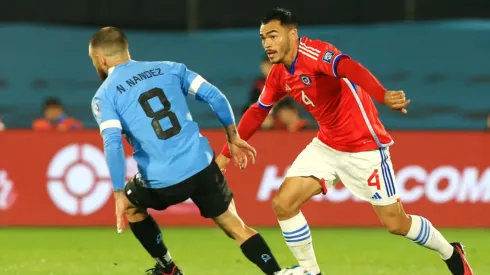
[91,100,101,123]
[300,75,312,86]
[322,51,334,63]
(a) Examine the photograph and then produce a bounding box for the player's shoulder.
[299,36,340,65]
[300,36,335,51]
[153,61,192,81]
[94,82,110,101]
[93,77,119,105]
[148,60,186,74]
[126,60,184,75]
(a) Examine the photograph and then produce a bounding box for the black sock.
[240,233,281,275]
[129,215,175,272]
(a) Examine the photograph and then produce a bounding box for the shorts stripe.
[379,149,395,197]
[384,150,396,197]
[379,149,391,196]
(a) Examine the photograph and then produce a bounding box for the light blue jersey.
[91,60,235,190]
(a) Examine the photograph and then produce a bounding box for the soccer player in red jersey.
[216,8,473,275]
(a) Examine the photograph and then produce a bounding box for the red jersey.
[221,36,393,157]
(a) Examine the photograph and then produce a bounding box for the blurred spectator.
[0,118,5,131]
[273,98,312,132]
[487,115,490,130]
[242,55,279,130]
[32,97,83,131]
[243,54,272,113]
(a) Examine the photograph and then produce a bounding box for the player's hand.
[384,90,411,114]
[215,154,231,173]
[228,137,256,170]
[114,191,129,233]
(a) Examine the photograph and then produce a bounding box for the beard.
[279,43,291,64]
[97,68,108,81]
[270,42,290,65]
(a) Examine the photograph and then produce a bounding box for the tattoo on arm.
[225,125,238,142]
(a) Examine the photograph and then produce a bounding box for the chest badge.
[300,75,312,86]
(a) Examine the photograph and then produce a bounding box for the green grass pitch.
[0,227,488,274]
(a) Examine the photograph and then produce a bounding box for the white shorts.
[286,138,399,206]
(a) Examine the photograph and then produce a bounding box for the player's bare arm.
[216,125,238,171]
[113,189,130,233]
[224,124,239,142]
[223,124,256,170]
[217,104,271,171]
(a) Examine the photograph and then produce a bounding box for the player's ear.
[98,55,108,68]
[289,27,298,39]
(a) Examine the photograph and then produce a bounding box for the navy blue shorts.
[125,161,233,218]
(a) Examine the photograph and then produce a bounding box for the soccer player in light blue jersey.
[88,27,286,275]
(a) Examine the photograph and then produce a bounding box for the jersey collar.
[286,54,298,75]
[108,60,134,75]
[285,38,301,75]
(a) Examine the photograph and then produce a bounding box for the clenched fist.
[384,90,411,114]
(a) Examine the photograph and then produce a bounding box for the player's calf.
[272,177,323,275]
[213,200,281,275]
[126,207,181,274]
[213,201,257,243]
[375,203,475,274]
[374,202,455,260]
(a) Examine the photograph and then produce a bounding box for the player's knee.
[272,194,299,219]
[125,207,148,223]
[383,215,411,236]
[374,202,411,236]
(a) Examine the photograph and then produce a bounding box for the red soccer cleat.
[444,242,474,275]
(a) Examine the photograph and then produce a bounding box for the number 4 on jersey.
[368,169,381,190]
[301,91,315,107]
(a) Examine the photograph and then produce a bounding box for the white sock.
[405,215,454,260]
[278,212,321,274]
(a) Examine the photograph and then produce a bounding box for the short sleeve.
[315,42,350,78]
[178,63,206,98]
[257,67,286,109]
[91,91,121,133]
